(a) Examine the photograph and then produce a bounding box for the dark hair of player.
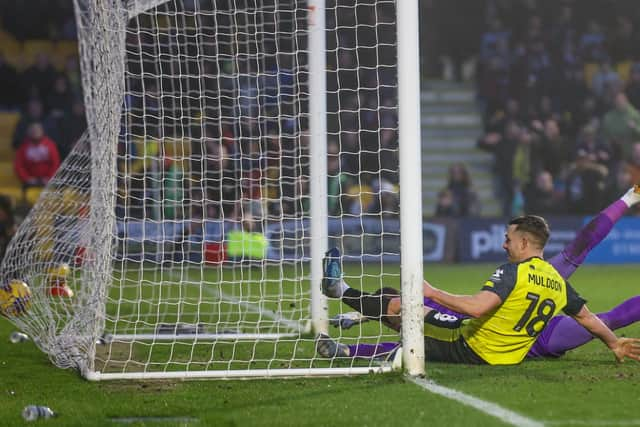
[508,215,550,249]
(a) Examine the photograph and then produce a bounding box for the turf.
[1,263,639,427]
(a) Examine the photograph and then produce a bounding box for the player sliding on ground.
[317,186,640,365]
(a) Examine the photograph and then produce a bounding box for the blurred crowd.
[0,0,86,196]
[474,0,640,216]
[13,1,638,227]
[116,0,400,224]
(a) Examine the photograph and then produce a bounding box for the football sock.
[347,342,400,358]
[342,288,394,320]
[339,279,350,296]
[542,296,640,356]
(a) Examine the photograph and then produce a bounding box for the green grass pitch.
[1,263,639,427]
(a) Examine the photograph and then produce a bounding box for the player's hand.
[422,280,436,298]
[611,337,640,363]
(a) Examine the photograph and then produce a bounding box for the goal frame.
[74,0,424,381]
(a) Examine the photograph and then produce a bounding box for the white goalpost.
[0,0,424,380]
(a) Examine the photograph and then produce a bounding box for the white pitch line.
[200,284,305,331]
[546,421,640,426]
[409,376,544,427]
[167,270,304,332]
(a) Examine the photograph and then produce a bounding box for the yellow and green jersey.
[462,256,585,365]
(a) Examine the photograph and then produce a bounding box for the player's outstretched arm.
[422,279,501,318]
[571,305,640,362]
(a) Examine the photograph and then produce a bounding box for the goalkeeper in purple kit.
[317,186,640,363]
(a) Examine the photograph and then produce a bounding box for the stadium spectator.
[534,119,569,178]
[524,170,565,216]
[466,4,640,216]
[368,178,399,218]
[12,99,55,149]
[338,132,361,181]
[591,60,621,100]
[532,96,558,123]
[0,195,15,261]
[525,39,553,99]
[575,124,611,167]
[579,20,607,63]
[434,188,456,217]
[558,68,592,132]
[378,128,399,185]
[63,55,82,97]
[0,54,20,109]
[161,153,184,221]
[238,138,265,218]
[512,127,536,192]
[485,98,522,134]
[477,51,510,119]
[479,18,510,63]
[605,167,640,216]
[478,121,519,216]
[570,95,602,139]
[21,53,57,101]
[14,122,61,189]
[263,131,283,216]
[52,98,86,160]
[341,184,372,217]
[202,138,238,220]
[549,4,577,56]
[441,163,480,217]
[46,75,73,116]
[601,92,640,159]
[327,141,348,217]
[608,16,637,65]
[625,64,640,110]
[626,142,640,184]
[565,151,609,215]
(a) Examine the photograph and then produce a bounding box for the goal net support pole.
[397,0,425,377]
[308,0,329,336]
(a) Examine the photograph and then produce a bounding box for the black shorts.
[424,335,486,364]
[423,318,487,364]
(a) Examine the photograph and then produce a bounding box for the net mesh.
[0,0,403,378]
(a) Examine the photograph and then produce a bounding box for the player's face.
[503,225,525,262]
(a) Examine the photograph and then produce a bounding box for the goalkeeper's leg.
[528,296,640,358]
[316,333,401,359]
[324,297,640,360]
[322,248,467,331]
[548,186,640,279]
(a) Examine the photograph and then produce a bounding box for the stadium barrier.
[111,216,640,264]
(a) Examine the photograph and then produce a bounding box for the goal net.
[0,0,424,379]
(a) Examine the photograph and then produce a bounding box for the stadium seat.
[0,30,21,57]
[0,186,23,203]
[0,112,20,159]
[616,60,632,84]
[583,62,599,89]
[21,40,55,69]
[52,41,78,70]
[0,162,20,187]
[25,187,44,206]
[54,41,78,58]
